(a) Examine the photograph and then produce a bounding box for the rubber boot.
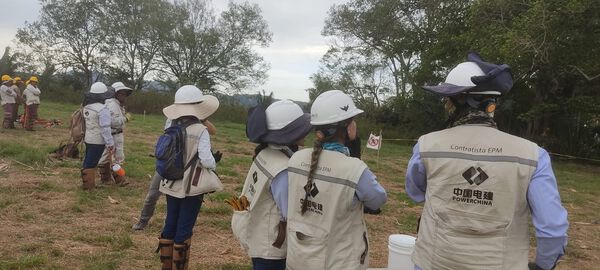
[173,238,191,270]
[98,163,113,185]
[157,238,174,270]
[113,173,130,187]
[81,168,96,190]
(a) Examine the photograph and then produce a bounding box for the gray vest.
[83,103,106,144]
[287,149,369,270]
[239,146,290,259]
[413,125,539,270]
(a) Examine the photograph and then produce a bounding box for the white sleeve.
[197,129,216,169]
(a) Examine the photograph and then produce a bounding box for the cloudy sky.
[0,0,350,102]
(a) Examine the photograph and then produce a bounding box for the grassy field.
[0,101,598,269]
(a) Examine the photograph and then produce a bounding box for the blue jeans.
[252,258,286,270]
[83,143,105,169]
[162,194,203,243]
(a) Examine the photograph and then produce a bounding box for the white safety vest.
[83,103,107,144]
[237,146,291,259]
[159,123,208,198]
[413,125,539,270]
[286,149,369,270]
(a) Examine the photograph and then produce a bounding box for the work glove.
[528,262,551,270]
[212,150,222,163]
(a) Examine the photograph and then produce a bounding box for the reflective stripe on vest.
[287,149,369,270]
[413,125,538,270]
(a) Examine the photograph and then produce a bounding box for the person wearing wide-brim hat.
[231,100,312,270]
[1,75,16,128]
[405,52,568,270]
[157,85,219,270]
[81,82,115,190]
[97,82,134,186]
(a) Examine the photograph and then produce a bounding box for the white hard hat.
[444,62,501,96]
[111,82,133,93]
[174,85,206,104]
[90,82,108,94]
[310,90,363,125]
[266,100,305,130]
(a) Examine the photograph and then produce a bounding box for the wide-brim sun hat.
[163,91,219,120]
[246,100,312,145]
[262,113,312,145]
[422,52,513,97]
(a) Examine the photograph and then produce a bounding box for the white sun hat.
[162,85,219,120]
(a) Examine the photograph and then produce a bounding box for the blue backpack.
[155,120,198,180]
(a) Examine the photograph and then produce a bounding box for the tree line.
[310,0,600,158]
[9,0,271,94]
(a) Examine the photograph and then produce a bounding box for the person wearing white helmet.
[231,100,312,270]
[1,75,16,129]
[406,52,568,270]
[96,82,133,186]
[81,82,115,190]
[285,90,387,270]
[131,109,218,231]
[156,85,220,270]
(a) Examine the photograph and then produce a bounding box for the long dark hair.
[300,125,347,215]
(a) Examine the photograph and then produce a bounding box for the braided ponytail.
[301,139,323,215]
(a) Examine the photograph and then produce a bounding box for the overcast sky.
[0,0,349,102]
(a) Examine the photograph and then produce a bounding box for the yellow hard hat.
[29,76,39,83]
[1,75,12,82]
[13,76,22,83]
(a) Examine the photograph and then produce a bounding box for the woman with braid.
[285,90,387,270]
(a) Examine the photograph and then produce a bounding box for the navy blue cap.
[422,52,513,97]
[246,105,312,145]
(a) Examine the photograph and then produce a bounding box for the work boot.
[113,173,130,187]
[81,168,96,190]
[157,238,174,270]
[132,219,149,230]
[173,239,191,270]
[98,163,113,185]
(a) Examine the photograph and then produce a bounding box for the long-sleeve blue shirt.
[406,142,568,270]
[272,167,387,221]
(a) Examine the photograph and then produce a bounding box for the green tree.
[17,0,110,88]
[104,0,174,90]
[158,0,272,92]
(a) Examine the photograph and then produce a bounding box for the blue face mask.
[322,142,350,156]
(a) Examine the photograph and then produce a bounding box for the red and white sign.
[366,133,382,150]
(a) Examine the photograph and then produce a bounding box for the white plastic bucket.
[387,234,416,270]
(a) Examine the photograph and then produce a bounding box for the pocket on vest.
[287,223,328,270]
[433,209,508,269]
[231,210,250,252]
